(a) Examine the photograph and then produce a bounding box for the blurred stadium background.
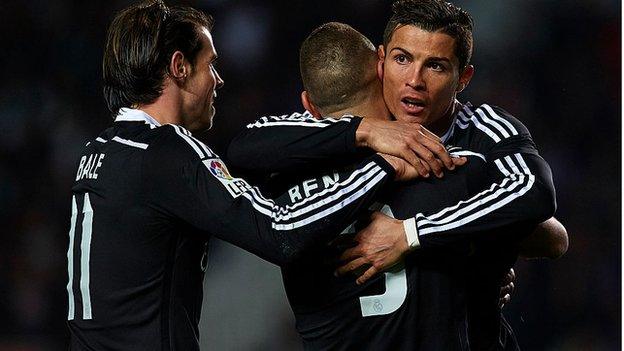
[0,0,619,350]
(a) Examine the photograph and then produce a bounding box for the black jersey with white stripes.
[65,108,396,351]
[226,111,368,179]
[225,101,555,350]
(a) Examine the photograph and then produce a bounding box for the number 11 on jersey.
[67,193,94,320]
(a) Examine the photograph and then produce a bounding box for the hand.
[499,268,515,309]
[335,211,409,285]
[356,118,467,178]
[379,154,425,181]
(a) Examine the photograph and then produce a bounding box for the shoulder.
[245,111,354,129]
[145,124,218,165]
[457,102,531,144]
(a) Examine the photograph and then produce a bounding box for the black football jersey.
[226,102,555,351]
[65,108,396,350]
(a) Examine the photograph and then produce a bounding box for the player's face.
[378,25,472,135]
[183,27,224,131]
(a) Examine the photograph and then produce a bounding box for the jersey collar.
[440,100,470,144]
[114,108,161,129]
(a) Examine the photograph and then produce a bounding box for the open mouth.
[401,97,426,114]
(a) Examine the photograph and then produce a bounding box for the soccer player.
[226,3,566,351]
[64,1,436,350]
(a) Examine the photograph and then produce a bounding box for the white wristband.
[403,217,420,249]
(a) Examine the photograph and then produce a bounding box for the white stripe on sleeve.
[415,153,535,236]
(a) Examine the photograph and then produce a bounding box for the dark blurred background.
[0,0,620,350]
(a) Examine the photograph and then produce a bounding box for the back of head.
[102,0,212,115]
[299,22,378,114]
[383,0,473,70]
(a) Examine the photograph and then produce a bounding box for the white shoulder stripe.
[514,153,531,173]
[504,155,521,175]
[481,104,518,135]
[171,125,207,159]
[494,159,511,176]
[458,110,501,142]
[475,108,511,138]
[96,137,107,143]
[247,121,330,129]
[180,126,214,158]
[112,136,148,149]
[459,104,520,143]
[246,111,352,129]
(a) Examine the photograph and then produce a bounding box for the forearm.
[409,152,556,249]
[225,112,362,175]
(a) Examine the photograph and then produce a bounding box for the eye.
[394,54,409,65]
[427,62,445,72]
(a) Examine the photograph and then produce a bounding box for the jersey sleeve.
[225,111,363,176]
[408,104,557,249]
[146,125,395,266]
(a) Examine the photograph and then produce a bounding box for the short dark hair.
[383,0,473,70]
[102,0,213,115]
[299,22,378,114]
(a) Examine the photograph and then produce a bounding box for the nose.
[214,67,224,90]
[406,65,425,91]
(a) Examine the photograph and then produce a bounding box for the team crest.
[204,159,252,198]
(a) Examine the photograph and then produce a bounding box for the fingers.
[421,137,455,171]
[500,282,515,296]
[452,156,467,166]
[499,293,511,309]
[415,134,456,172]
[339,247,360,262]
[335,257,368,276]
[502,268,516,285]
[408,141,445,178]
[418,124,442,142]
[397,149,430,178]
[356,266,380,285]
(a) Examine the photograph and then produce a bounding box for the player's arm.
[519,217,568,259]
[226,112,363,176]
[339,107,559,282]
[226,112,463,178]
[396,105,557,248]
[408,136,556,249]
[148,126,417,266]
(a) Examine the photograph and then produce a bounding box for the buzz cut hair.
[383,0,474,70]
[299,22,378,114]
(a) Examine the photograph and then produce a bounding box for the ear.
[169,51,188,81]
[456,64,474,93]
[301,91,322,119]
[377,45,386,81]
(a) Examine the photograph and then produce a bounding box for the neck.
[325,95,390,121]
[428,100,461,136]
[136,81,183,126]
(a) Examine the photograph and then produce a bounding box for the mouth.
[400,97,426,115]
